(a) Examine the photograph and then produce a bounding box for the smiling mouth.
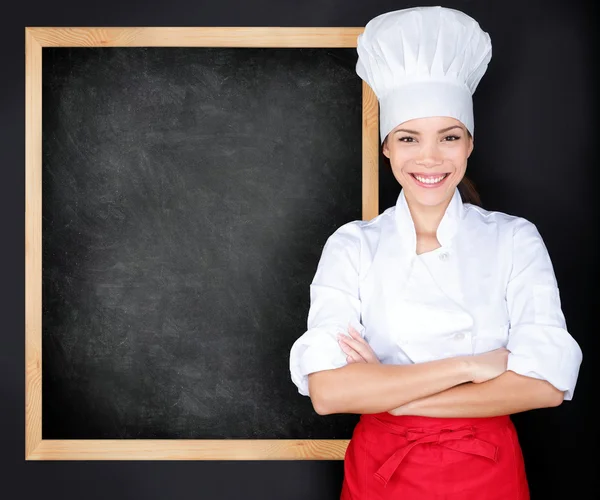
[410,173,450,186]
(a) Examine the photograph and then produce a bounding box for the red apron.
[340,412,529,499]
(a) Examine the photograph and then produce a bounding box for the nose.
[415,143,443,167]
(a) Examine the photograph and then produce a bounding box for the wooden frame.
[25,27,380,460]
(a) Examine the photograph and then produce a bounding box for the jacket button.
[454,332,465,341]
[439,252,449,261]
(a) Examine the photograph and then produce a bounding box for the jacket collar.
[394,187,464,254]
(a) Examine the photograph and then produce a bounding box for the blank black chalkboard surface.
[25,27,380,460]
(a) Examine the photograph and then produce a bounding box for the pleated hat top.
[356,6,492,143]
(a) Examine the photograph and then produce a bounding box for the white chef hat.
[356,6,492,143]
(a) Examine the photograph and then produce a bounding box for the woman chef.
[288,6,583,500]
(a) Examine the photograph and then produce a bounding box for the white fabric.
[289,188,583,401]
[355,6,492,143]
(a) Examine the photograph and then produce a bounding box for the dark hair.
[456,175,481,207]
[381,132,481,207]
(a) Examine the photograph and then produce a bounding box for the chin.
[403,185,457,208]
[410,192,452,207]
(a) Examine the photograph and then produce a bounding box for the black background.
[4,0,597,499]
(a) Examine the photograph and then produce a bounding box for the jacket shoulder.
[463,203,534,234]
[328,205,392,241]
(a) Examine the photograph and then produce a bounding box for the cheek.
[389,149,414,168]
[448,150,470,168]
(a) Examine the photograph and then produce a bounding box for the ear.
[382,137,390,159]
[467,136,474,158]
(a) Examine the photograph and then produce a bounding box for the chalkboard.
[41,46,366,440]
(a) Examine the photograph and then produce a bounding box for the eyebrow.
[393,125,464,135]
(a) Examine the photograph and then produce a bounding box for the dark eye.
[398,136,416,143]
[444,135,461,141]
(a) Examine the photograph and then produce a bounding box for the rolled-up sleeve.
[289,222,366,397]
[505,218,583,400]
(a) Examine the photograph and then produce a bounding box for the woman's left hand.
[337,325,381,364]
[337,326,410,415]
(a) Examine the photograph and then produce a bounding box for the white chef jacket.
[289,187,583,401]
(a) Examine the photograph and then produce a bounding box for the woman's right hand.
[467,347,509,383]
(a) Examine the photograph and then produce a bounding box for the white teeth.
[414,174,447,184]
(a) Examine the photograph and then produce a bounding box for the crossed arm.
[308,326,564,417]
[389,371,563,418]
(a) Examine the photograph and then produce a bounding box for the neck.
[405,194,453,236]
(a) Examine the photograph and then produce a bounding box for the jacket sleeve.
[505,218,583,400]
[289,221,366,397]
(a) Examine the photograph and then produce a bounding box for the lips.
[410,173,450,188]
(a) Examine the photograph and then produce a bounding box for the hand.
[467,347,509,383]
[337,324,381,364]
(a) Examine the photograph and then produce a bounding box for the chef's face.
[382,116,473,209]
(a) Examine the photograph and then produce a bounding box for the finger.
[344,347,365,363]
[339,335,376,363]
[340,341,366,363]
[345,327,381,364]
[347,325,367,344]
[338,337,367,363]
